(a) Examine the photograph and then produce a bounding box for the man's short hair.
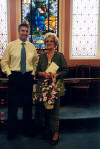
[18,23,30,31]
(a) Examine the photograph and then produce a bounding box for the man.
[1,23,38,139]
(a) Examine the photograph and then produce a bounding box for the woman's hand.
[43,72,51,79]
[38,72,59,79]
[38,72,51,79]
[49,72,58,79]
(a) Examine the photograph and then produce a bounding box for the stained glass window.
[21,0,59,49]
[71,0,99,57]
[0,0,8,57]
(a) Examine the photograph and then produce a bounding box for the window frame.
[69,0,100,60]
[0,0,9,59]
[16,0,65,54]
[21,0,59,48]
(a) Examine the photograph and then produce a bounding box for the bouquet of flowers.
[33,78,60,109]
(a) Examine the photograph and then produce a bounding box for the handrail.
[0,77,100,81]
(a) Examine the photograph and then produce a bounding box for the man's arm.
[1,44,11,76]
[31,47,39,76]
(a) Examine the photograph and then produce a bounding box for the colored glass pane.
[0,0,8,56]
[72,0,99,57]
[21,0,58,48]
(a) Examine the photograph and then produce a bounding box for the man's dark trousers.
[8,71,33,136]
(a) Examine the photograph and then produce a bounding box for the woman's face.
[45,36,56,50]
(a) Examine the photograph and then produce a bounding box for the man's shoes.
[42,130,52,140]
[7,134,16,140]
[23,130,34,137]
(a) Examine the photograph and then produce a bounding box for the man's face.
[19,26,29,42]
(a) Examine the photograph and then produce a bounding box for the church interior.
[0,0,100,148]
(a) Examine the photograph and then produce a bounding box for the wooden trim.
[7,0,11,42]
[16,0,21,39]
[59,0,65,54]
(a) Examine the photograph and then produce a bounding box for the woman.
[35,32,68,145]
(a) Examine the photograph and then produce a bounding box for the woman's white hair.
[44,32,59,47]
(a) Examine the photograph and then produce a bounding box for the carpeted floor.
[0,126,100,149]
[1,103,100,120]
[0,103,100,149]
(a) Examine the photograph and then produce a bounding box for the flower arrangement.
[33,78,60,109]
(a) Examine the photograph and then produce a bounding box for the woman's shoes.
[50,137,59,145]
[50,132,59,145]
[42,130,52,140]
[42,130,59,145]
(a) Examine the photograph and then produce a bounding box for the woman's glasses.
[45,40,55,43]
